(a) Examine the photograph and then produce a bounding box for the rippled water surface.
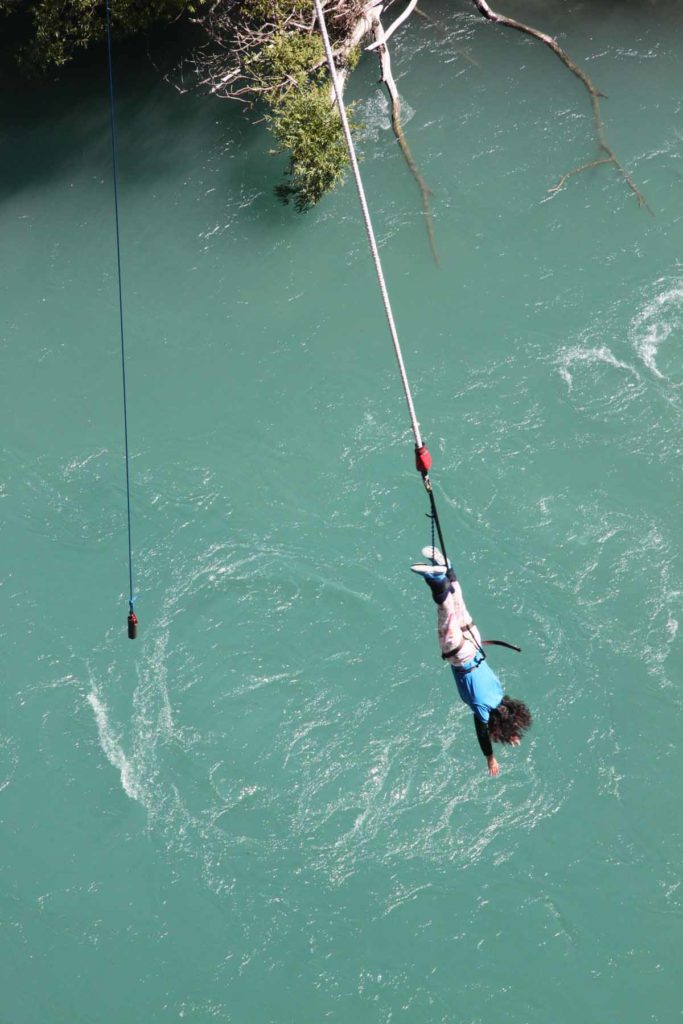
[1,1,681,1021]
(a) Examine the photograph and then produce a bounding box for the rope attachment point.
[415,444,432,476]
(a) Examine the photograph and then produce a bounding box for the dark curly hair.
[488,696,533,745]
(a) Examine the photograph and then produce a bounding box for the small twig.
[547,157,612,194]
[414,6,435,25]
[598,138,653,213]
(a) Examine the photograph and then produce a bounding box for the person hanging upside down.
[412,547,532,776]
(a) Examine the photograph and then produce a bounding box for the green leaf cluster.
[241,0,312,27]
[270,82,355,211]
[245,27,358,211]
[245,29,324,94]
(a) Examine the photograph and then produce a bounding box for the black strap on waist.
[441,621,474,661]
[482,640,522,653]
[442,637,521,660]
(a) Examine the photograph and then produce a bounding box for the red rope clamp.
[415,445,432,475]
[127,610,138,640]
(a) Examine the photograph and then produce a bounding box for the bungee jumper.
[313,0,533,776]
[412,547,532,776]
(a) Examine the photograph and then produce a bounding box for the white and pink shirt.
[437,581,483,667]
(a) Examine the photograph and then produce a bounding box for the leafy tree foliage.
[0,0,200,70]
[271,81,353,210]
[244,28,358,210]
[0,0,359,209]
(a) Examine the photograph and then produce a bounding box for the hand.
[487,755,500,777]
[510,735,521,747]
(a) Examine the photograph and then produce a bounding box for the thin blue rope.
[105,0,134,610]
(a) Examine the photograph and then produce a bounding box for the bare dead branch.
[372,9,439,263]
[367,0,419,51]
[469,0,651,210]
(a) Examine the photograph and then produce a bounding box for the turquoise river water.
[1,1,681,1021]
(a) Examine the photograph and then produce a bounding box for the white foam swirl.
[629,279,683,382]
[557,344,637,392]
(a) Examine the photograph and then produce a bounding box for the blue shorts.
[450,655,504,723]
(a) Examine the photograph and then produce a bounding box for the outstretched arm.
[473,716,499,776]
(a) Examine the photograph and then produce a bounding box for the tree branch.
[366,0,419,51]
[469,0,651,211]
[371,8,439,262]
